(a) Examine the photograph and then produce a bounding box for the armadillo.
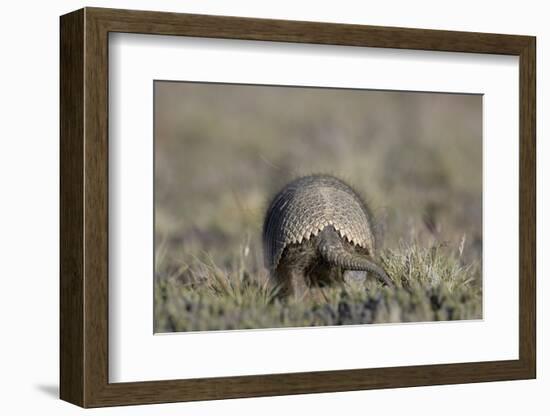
[262,174,393,296]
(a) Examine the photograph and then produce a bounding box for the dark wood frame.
[60,7,536,408]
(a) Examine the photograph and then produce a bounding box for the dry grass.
[154,238,481,332]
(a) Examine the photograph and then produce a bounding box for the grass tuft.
[154,240,481,333]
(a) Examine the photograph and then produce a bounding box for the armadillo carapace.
[263,175,393,297]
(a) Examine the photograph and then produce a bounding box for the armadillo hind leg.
[279,269,308,299]
[318,226,394,287]
[290,270,308,299]
[274,263,309,299]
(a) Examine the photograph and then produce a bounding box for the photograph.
[153,81,483,333]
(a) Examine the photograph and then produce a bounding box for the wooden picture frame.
[60,7,536,408]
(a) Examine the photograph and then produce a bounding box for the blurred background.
[154,81,482,280]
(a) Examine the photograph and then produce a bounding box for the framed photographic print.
[60,7,536,408]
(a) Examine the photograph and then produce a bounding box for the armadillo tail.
[318,227,394,287]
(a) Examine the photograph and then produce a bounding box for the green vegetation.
[154,82,482,332]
